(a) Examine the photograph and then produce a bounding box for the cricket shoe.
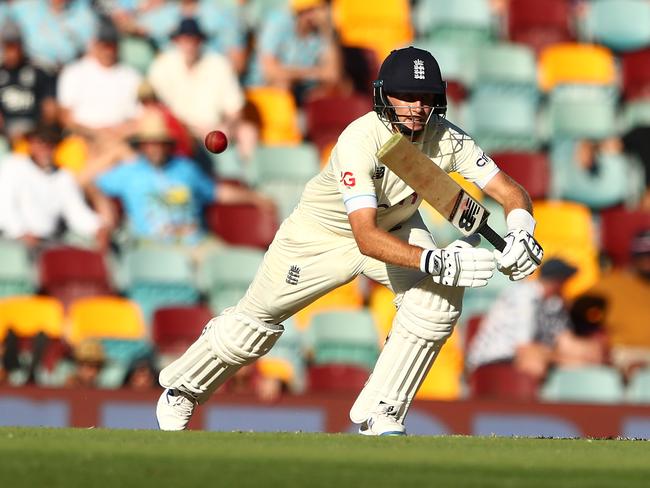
[358,403,406,436]
[156,388,197,431]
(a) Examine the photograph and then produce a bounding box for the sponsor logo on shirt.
[340,171,356,188]
[372,166,385,179]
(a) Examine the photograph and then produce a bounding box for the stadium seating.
[416,328,463,400]
[533,200,599,298]
[491,152,551,200]
[469,362,540,401]
[260,317,306,392]
[546,86,617,140]
[462,314,484,355]
[414,0,493,44]
[38,246,113,308]
[293,278,365,330]
[305,93,372,153]
[0,295,64,340]
[119,36,156,74]
[626,367,650,403]
[367,284,395,340]
[622,48,650,100]
[416,40,478,90]
[507,0,573,53]
[332,0,413,60]
[306,310,380,370]
[210,145,245,181]
[540,366,625,404]
[580,0,650,52]
[0,240,35,298]
[307,364,369,393]
[538,43,617,92]
[67,296,147,345]
[205,203,279,249]
[600,207,650,266]
[245,88,302,145]
[197,246,265,313]
[474,43,538,94]
[152,305,213,355]
[621,99,650,130]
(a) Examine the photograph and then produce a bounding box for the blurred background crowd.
[0,0,650,406]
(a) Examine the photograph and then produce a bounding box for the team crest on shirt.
[372,166,385,179]
[286,265,301,285]
[414,59,425,80]
[340,171,356,188]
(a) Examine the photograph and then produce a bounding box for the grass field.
[1,428,650,487]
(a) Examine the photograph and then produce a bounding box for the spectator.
[553,138,630,210]
[588,229,650,379]
[134,0,246,74]
[466,258,578,382]
[148,18,257,160]
[91,110,273,260]
[11,0,97,69]
[123,358,158,391]
[622,126,650,209]
[0,125,111,252]
[0,20,58,144]
[64,339,106,388]
[57,18,141,144]
[245,0,342,104]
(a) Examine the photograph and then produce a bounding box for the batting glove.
[420,238,496,288]
[494,229,544,281]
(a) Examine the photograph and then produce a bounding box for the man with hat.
[156,47,543,435]
[467,258,577,382]
[92,109,273,253]
[245,0,341,103]
[0,20,58,144]
[148,17,257,160]
[0,124,109,250]
[589,229,650,377]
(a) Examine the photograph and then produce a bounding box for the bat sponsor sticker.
[450,192,487,235]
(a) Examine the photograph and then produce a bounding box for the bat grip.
[478,223,506,252]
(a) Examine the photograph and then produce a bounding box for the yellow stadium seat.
[368,284,396,341]
[416,328,463,401]
[332,0,413,60]
[538,43,617,92]
[246,88,302,145]
[257,356,295,384]
[67,296,146,345]
[533,200,600,298]
[54,135,89,174]
[0,296,64,340]
[293,278,364,331]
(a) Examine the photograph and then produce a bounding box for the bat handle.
[478,223,506,252]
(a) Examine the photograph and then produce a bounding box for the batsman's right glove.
[420,238,496,288]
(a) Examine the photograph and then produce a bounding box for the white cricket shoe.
[358,403,406,436]
[156,388,197,431]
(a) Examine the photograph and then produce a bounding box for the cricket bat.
[376,133,506,251]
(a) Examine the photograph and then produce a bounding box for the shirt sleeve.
[331,128,378,214]
[0,161,24,237]
[58,171,101,236]
[450,135,500,189]
[186,160,217,205]
[56,64,77,109]
[96,162,131,197]
[214,56,244,116]
[257,12,290,56]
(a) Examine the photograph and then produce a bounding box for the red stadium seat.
[152,305,213,354]
[205,203,279,250]
[463,314,484,356]
[491,152,551,200]
[622,48,650,100]
[469,362,540,401]
[38,246,113,307]
[305,93,373,153]
[307,364,370,393]
[600,207,650,267]
[508,0,573,53]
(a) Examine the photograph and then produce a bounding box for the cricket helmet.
[373,47,447,133]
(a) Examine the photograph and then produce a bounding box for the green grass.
[1,428,650,487]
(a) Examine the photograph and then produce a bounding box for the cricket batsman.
[156,47,544,435]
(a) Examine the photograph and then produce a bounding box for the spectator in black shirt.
[0,20,58,143]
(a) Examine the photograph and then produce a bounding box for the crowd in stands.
[1,0,650,406]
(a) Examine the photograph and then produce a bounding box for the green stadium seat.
[119,36,156,75]
[306,310,380,370]
[621,100,650,132]
[0,239,35,298]
[197,246,265,313]
[540,366,625,404]
[464,90,540,152]
[415,40,477,87]
[263,317,307,392]
[580,0,650,52]
[474,43,538,94]
[247,144,320,186]
[210,145,245,181]
[547,86,618,140]
[120,247,199,323]
[415,0,493,44]
[626,367,650,403]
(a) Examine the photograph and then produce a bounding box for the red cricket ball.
[204,130,228,154]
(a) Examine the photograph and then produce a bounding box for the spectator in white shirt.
[0,125,110,251]
[57,19,141,144]
[148,18,258,161]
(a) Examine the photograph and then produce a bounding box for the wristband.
[506,208,536,235]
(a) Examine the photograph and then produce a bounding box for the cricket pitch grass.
[1,427,650,487]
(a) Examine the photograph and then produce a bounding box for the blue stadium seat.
[0,240,35,298]
[474,43,538,95]
[626,367,650,403]
[541,366,625,404]
[581,0,650,52]
[415,0,493,44]
[547,86,618,140]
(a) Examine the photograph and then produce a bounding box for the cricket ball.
[204,130,228,154]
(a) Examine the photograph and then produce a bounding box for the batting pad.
[159,310,284,403]
[349,277,463,424]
